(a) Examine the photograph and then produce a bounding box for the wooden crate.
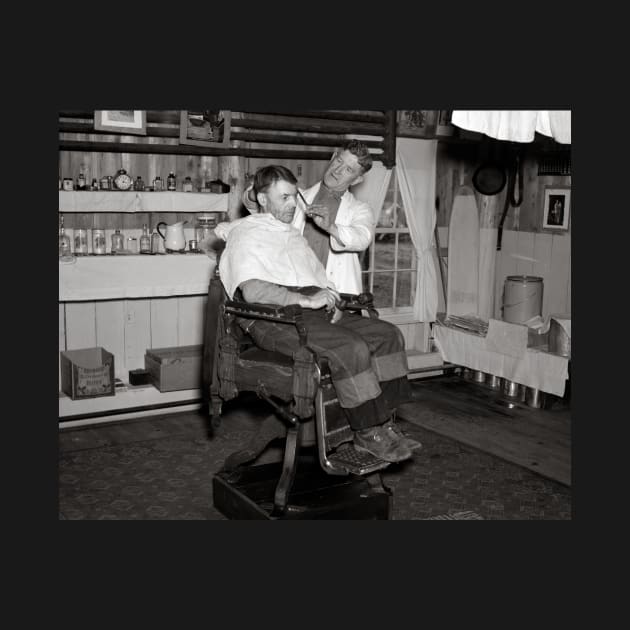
[144,344,203,392]
[60,347,115,400]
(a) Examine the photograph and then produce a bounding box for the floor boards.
[398,375,571,486]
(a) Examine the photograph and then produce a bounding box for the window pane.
[372,272,394,308]
[397,233,414,269]
[373,235,395,270]
[395,203,408,228]
[396,271,415,307]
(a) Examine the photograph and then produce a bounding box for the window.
[361,168,417,314]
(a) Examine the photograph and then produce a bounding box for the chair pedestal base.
[213,456,392,520]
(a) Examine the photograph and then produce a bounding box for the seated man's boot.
[354,423,412,463]
[382,419,422,451]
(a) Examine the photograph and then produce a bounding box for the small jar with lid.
[183,176,194,192]
[133,176,145,191]
[195,215,217,245]
[167,172,177,191]
[62,178,74,191]
[153,176,163,192]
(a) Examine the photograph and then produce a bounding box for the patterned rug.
[58,408,571,520]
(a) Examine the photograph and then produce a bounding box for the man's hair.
[253,165,298,195]
[340,139,373,174]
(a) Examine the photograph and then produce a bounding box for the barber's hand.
[300,288,340,311]
[306,204,334,232]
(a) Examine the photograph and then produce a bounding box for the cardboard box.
[60,347,115,400]
[144,344,203,392]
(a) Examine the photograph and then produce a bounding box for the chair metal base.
[213,455,392,520]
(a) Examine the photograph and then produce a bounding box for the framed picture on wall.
[396,110,437,138]
[179,110,231,148]
[94,111,147,135]
[542,186,571,231]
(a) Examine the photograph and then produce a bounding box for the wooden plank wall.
[59,295,208,384]
[435,140,571,319]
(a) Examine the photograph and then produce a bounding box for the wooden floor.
[398,375,571,486]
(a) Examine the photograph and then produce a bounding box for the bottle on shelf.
[58,215,71,257]
[140,223,151,253]
[133,176,145,191]
[153,176,163,191]
[77,173,87,191]
[183,176,194,192]
[91,178,99,191]
[111,229,124,253]
[167,172,177,191]
[100,176,110,190]
[92,228,106,255]
[151,229,161,253]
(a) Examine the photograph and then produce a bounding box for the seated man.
[217,165,421,463]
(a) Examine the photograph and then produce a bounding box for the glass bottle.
[111,229,124,253]
[153,176,163,191]
[167,171,177,191]
[77,173,87,191]
[58,215,71,257]
[91,178,99,191]
[151,230,161,253]
[183,176,193,192]
[133,176,145,191]
[100,176,110,190]
[92,229,106,255]
[140,223,151,253]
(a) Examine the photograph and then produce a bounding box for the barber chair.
[203,267,393,520]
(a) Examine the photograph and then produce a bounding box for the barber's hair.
[252,165,298,195]
[340,139,373,174]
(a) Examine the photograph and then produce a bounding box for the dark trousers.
[241,308,412,431]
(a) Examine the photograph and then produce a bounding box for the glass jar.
[183,176,194,192]
[92,229,106,255]
[74,229,88,255]
[167,172,177,191]
[195,215,217,244]
[133,176,145,191]
[151,230,161,253]
[100,176,110,190]
[62,178,74,191]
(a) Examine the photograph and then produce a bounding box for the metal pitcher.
[156,220,188,252]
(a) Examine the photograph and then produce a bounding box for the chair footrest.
[327,444,390,475]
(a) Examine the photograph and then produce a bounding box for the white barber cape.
[294,182,375,295]
[217,213,331,299]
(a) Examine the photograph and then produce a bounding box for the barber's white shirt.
[217,213,331,299]
[294,183,375,294]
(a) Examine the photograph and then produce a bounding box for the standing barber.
[242,140,375,295]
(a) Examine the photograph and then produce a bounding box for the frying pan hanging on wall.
[472,140,506,196]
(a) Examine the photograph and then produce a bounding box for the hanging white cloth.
[451,110,571,144]
[396,138,439,322]
[351,160,392,226]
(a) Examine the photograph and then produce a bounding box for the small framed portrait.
[396,110,437,138]
[94,110,147,135]
[542,186,571,231]
[179,110,231,148]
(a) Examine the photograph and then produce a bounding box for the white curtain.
[451,110,571,144]
[396,138,438,322]
[351,160,392,225]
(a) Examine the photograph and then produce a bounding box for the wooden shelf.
[59,253,215,301]
[58,190,228,214]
